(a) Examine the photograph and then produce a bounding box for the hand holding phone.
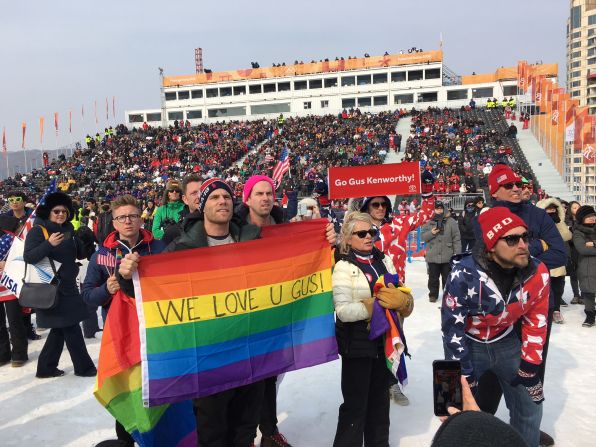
[433,360,463,417]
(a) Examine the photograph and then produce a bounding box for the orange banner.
[39,117,45,145]
[163,50,443,87]
[21,122,26,149]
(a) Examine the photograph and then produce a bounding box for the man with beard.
[441,207,549,447]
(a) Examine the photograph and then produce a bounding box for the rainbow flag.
[133,220,337,406]
[94,290,196,446]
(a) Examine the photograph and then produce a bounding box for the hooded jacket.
[82,229,165,319]
[151,200,185,240]
[536,197,572,277]
[421,211,462,264]
[441,243,550,379]
[572,223,596,294]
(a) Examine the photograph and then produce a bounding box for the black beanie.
[198,178,233,214]
[431,411,528,447]
[576,205,596,224]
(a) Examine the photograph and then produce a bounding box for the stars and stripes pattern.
[271,147,290,188]
[0,233,15,260]
[21,178,58,238]
[96,247,117,268]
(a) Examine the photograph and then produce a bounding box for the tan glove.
[376,284,414,318]
[362,297,375,317]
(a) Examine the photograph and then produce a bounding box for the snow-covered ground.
[1,258,594,447]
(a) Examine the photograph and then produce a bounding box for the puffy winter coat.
[333,249,396,358]
[151,201,185,239]
[536,197,572,277]
[23,219,89,328]
[421,214,461,264]
[572,224,596,294]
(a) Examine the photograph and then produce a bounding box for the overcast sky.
[0,0,569,151]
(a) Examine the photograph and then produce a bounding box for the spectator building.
[125,50,556,126]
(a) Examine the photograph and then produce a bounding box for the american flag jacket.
[441,251,550,379]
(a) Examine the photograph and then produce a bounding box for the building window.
[233,86,246,96]
[177,91,190,100]
[186,110,202,119]
[321,100,329,108]
[571,5,581,29]
[571,41,582,49]
[263,83,276,93]
[206,88,218,98]
[146,112,161,122]
[168,111,184,121]
[472,87,494,98]
[342,98,356,108]
[589,48,596,57]
[128,114,144,123]
[309,79,322,89]
[447,89,468,100]
[575,157,583,164]
[303,101,312,110]
[191,89,203,99]
[358,97,372,107]
[408,70,424,81]
[251,103,291,115]
[574,166,582,173]
[249,84,262,94]
[571,61,581,69]
[394,93,414,104]
[278,82,291,92]
[589,14,596,26]
[207,106,246,118]
[220,87,232,97]
[165,92,177,101]
[572,51,581,59]
[417,91,438,102]
[590,28,596,37]
[425,68,441,79]
[572,90,581,97]
[373,73,388,84]
[391,71,406,82]
[589,58,596,65]
[570,80,581,88]
[341,76,356,86]
[324,77,338,88]
[571,71,581,78]
[572,31,581,39]
[503,85,517,96]
[373,95,388,106]
[294,80,307,90]
[357,74,371,85]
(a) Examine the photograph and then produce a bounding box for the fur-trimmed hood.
[536,196,571,276]
[35,192,75,221]
[536,197,565,222]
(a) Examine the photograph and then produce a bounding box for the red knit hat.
[488,164,521,195]
[477,207,528,250]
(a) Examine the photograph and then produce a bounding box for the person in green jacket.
[151,179,185,239]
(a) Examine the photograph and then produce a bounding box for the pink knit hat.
[242,175,275,203]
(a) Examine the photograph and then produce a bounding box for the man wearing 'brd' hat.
[441,206,549,447]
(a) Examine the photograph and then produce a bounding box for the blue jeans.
[469,331,543,447]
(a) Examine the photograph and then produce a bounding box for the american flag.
[96,246,117,268]
[0,233,15,260]
[20,179,58,238]
[271,147,290,188]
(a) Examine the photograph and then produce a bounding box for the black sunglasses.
[499,232,529,246]
[501,182,523,190]
[352,228,378,239]
[370,202,387,209]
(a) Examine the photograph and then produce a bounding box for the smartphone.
[432,360,462,416]
[297,202,308,216]
[62,232,71,240]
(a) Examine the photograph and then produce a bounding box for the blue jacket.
[81,229,164,321]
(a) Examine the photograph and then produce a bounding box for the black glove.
[510,360,544,404]
[465,375,478,395]
[421,170,435,197]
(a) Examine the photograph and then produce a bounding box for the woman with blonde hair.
[332,212,413,447]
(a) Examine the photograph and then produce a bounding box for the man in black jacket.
[458,198,478,252]
[119,178,264,447]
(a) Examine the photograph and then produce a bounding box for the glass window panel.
[408,70,424,81]
[324,77,338,88]
[425,68,441,79]
[206,88,218,98]
[373,73,388,84]
[447,89,468,100]
[128,114,144,123]
[294,80,307,90]
[373,96,388,106]
[177,91,190,100]
[251,103,291,115]
[186,110,202,119]
[263,83,276,93]
[168,111,184,120]
[249,84,262,94]
[341,76,355,86]
[394,94,414,104]
[165,92,177,101]
[342,98,356,108]
[233,86,246,95]
[391,72,406,82]
[309,79,322,89]
[417,91,438,102]
[220,87,232,97]
[207,106,246,118]
[146,113,161,122]
[357,75,371,85]
[471,87,494,98]
[278,82,291,91]
[191,89,203,99]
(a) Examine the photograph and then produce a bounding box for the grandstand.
[125,50,557,126]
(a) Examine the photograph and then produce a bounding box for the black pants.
[427,262,451,299]
[476,310,553,414]
[115,420,135,446]
[82,305,101,337]
[37,324,95,376]
[0,300,28,362]
[569,270,580,298]
[551,276,565,312]
[333,356,391,447]
[259,375,279,437]
[194,381,265,447]
[462,238,476,252]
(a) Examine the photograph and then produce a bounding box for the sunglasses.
[168,189,181,193]
[52,209,68,215]
[522,184,533,190]
[369,202,387,209]
[501,182,523,190]
[352,228,379,239]
[8,197,23,204]
[499,232,529,247]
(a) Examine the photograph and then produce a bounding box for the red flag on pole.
[21,122,26,149]
[40,117,45,145]
[54,112,59,133]
[2,127,6,154]
[112,96,116,120]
